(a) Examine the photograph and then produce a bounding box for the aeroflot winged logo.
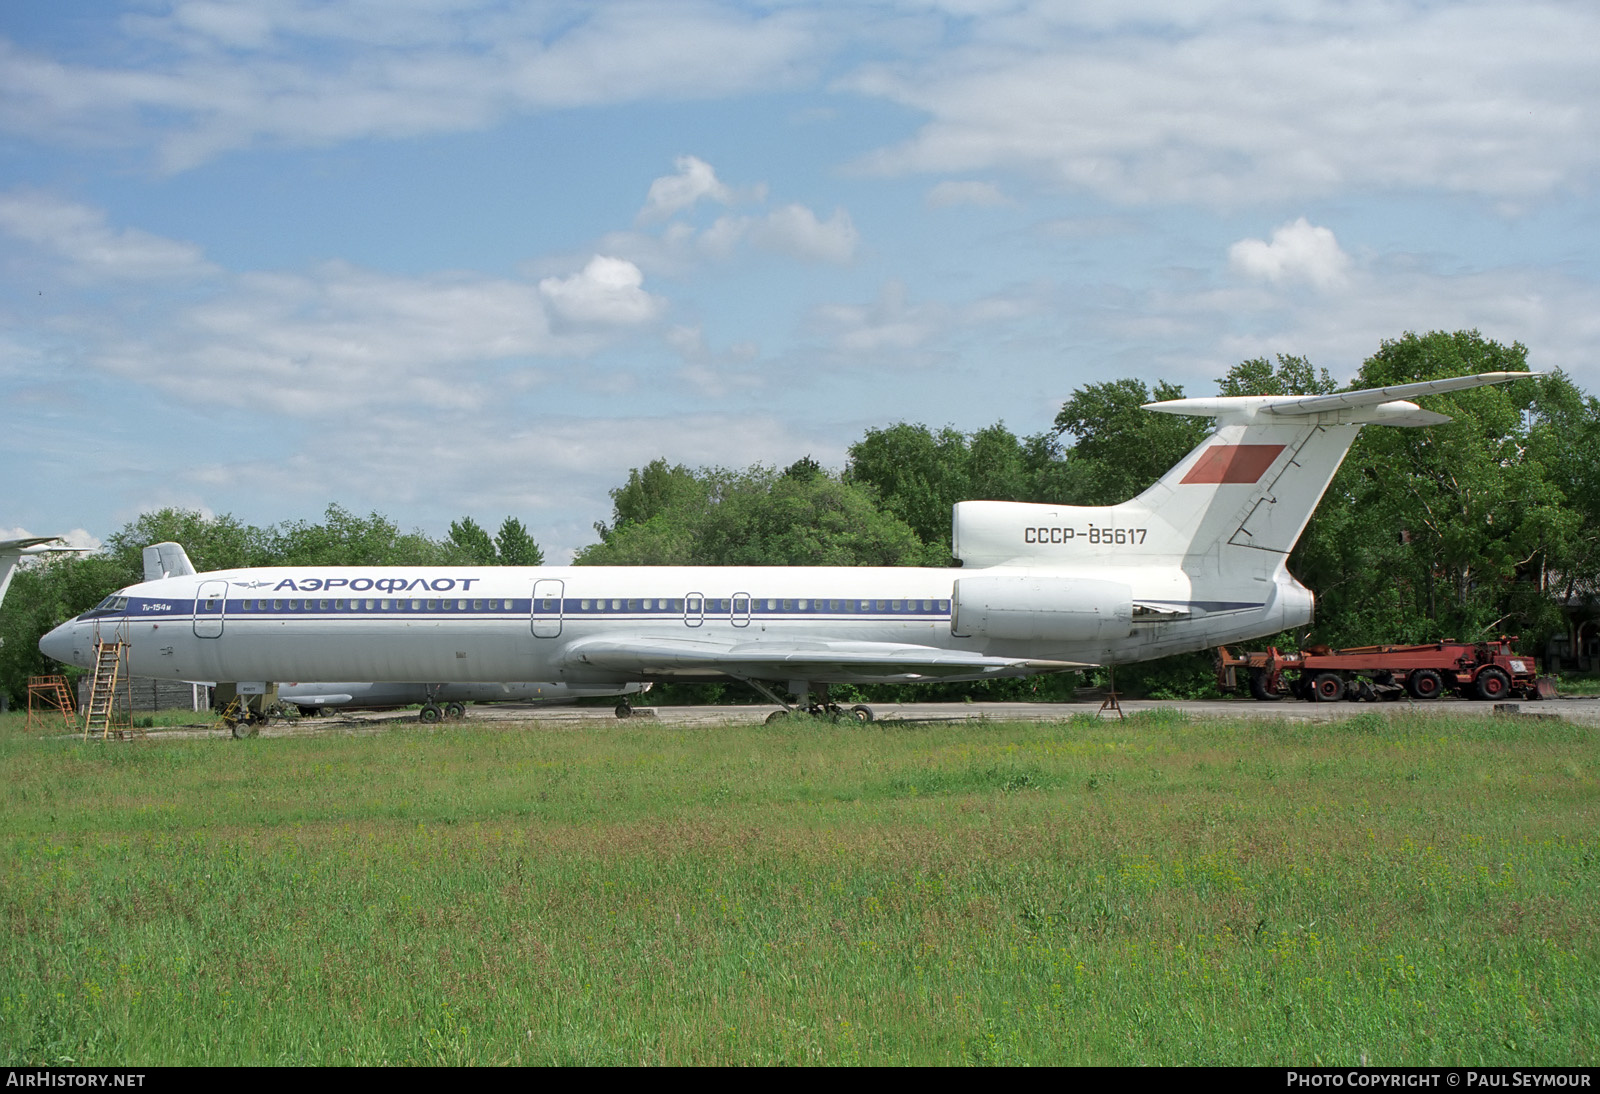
[237,576,485,593]
[1179,444,1284,485]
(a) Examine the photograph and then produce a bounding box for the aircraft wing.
[560,634,1088,682]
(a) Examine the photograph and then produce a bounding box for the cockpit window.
[93,593,129,612]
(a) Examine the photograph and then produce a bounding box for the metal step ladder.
[83,640,136,740]
[26,674,76,733]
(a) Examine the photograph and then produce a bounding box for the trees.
[445,517,498,565]
[272,504,450,567]
[844,422,1073,555]
[1291,331,1563,647]
[444,516,545,566]
[494,518,545,567]
[1216,353,1336,398]
[1525,371,1600,627]
[1050,378,1208,506]
[577,459,931,567]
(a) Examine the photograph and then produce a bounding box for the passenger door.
[530,579,564,638]
[193,580,228,639]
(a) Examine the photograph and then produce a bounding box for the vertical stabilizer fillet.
[952,371,1539,569]
[143,542,198,582]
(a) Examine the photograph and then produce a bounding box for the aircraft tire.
[1310,672,1345,703]
[230,719,251,739]
[419,704,443,724]
[1406,669,1444,700]
[445,702,467,719]
[614,702,632,719]
[850,704,875,723]
[765,710,790,724]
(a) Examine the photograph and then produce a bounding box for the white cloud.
[4,3,1596,208]
[1068,239,1600,396]
[597,159,859,270]
[0,4,824,171]
[747,205,858,264]
[0,189,216,281]
[811,279,1045,365]
[538,256,664,326]
[638,155,735,222]
[1229,218,1350,289]
[926,180,1012,208]
[97,262,571,417]
[846,1,1600,206]
[2,195,675,419]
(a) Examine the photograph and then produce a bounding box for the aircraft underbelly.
[208,620,546,682]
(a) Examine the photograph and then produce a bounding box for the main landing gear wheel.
[445,702,467,720]
[614,702,633,719]
[850,705,875,723]
[1406,669,1444,700]
[765,710,790,725]
[419,703,443,724]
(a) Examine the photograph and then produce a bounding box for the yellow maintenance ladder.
[25,675,76,733]
[82,639,138,740]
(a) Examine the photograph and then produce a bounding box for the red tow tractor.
[1216,637,1558,703]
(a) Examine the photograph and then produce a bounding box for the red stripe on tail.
[1180,444,1284,484]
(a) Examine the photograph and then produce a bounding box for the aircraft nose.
[38,620,88,668]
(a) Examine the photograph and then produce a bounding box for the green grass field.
[1,707,1595,1065]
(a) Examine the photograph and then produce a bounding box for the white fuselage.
[40,561,1312,686]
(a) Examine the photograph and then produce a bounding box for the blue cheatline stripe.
[120,594,959,621]
[114,595,1268,622]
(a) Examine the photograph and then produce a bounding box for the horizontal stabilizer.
[1262,372,1542,416]
[1145,371,1540,426]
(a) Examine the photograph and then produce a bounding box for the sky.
[3,1,1598,560]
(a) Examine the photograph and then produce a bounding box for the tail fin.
[953,372,1537,570]
[142,542,197,582]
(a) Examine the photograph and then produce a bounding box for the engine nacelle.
[952,575,1134,643]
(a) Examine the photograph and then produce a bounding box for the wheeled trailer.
[1216,637,1557,702]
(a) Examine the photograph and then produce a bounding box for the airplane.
[276,680,649,721]
[39,371,1537,731]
